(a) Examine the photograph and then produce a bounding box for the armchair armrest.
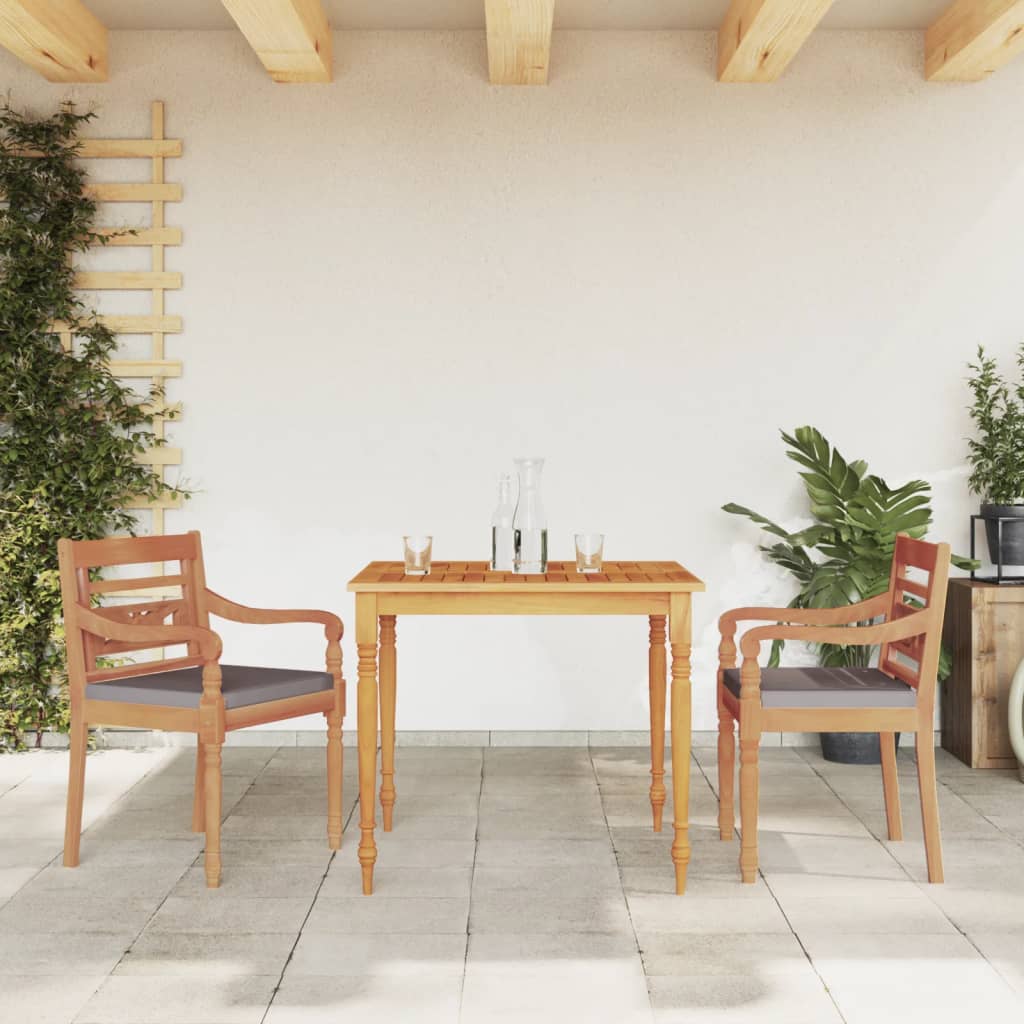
[204,589,343,642]
[77,607,222,661]
[719,593,889,636]
[738,610,929,662]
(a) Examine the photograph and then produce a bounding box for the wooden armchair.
[57,531,345,888]
[717,534,950,884]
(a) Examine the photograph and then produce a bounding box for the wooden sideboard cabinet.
[941,580,1024,769]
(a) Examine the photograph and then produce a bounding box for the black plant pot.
[981,503,1024,567]
[820,731,901,765]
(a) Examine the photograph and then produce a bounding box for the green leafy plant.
[966,344,1024,505]
[0,104,187,750]
[723,426,973,673]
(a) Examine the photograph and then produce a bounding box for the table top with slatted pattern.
[348,560,704,592]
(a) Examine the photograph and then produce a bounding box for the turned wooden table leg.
[648,614,667,832]
[378,615,397,832]
[669,594,692,894]
[356,595,379,895]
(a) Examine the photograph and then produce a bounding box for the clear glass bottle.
[490,474,515,571]
[513,457,548,573]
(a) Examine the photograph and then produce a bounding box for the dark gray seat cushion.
[722,666,916,708]
[88,664,333,709]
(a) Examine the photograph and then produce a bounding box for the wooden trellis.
[64,100,183,552]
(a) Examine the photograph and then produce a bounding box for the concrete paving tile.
[969,931,1024,995]
[0,894,157,934]
[221,814,334,841]
[461,959,652,1023]
[322,865,472,898]
[475,838,616,868]
[334,836,476,868]
[146,895,311,935]
[472,863,622,897]
[75,973,278,1023]
[0,864,41,898]
[640,933,807,976]
[365,814,478,839]
[23,861,191,899]
[304,896,469,934]
[648,970,843,1023]
[0,931,133,975]
[478,788,603,811]
[470,895,633,935]
[214,839,334,867]
[172,862,327,899]
[807,933,1021,1022]
[628,893,791,936]
[287,932,467,977]
[784,894,957,935]
[116,932,297,976]
[265,973,462,1024]
[476,810,608,840]
[481,775,599,795]
[467,931,638,961]
[3,973,107,1024]
[75,838,203,867]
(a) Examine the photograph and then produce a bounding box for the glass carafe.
[513,457,547,573]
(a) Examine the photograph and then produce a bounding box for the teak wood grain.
[347,559,704,896]
[59,531,346,888]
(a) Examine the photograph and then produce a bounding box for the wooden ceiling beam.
[221,0,332,82]
[0,0,107,82]
[484,0,554,86]
[926,0,1024,81]
[718,0,835,82]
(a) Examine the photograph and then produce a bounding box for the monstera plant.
[723,426,974,677]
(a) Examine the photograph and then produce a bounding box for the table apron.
[374,592,671,616]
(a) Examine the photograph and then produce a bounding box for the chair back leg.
[880,731,903,841]
[63,716,88,867]
[203,739,223,887]
[191,740,206,833]
[915,733,944,882]
[717,693,736,840]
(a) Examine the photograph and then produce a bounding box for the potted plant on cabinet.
[723,426,974,764]
[967,344,1024,569]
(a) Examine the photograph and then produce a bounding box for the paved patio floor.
[0,742,1022,1023]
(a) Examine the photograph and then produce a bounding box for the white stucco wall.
[3,30,1023,734]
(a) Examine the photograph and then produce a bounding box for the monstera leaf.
[723,426,976,676]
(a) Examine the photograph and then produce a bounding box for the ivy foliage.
[723,426,975,675]
[966,344,1024,505]
[0,104,187,749]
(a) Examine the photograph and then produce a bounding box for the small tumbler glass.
[574,533,604,573]
[403,535,432,575]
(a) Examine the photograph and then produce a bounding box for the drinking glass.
[403,535,432,575]
[574,533,604,573]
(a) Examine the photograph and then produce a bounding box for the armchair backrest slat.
[58,532,210,692]
[879,534,950,705]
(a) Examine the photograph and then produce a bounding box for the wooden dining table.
[347,559,705,896]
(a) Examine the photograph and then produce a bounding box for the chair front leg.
[199,663,225,889]
[63,713,87,867]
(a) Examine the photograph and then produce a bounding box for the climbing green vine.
[0,104,186,749]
